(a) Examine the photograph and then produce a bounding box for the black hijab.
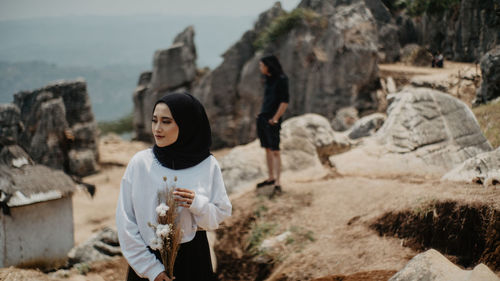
[152,92,212,170]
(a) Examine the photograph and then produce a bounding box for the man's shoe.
[256,179,275,188]
[270,185,282,198]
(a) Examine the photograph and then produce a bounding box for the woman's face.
[152,103,179,147]
[259,61,270,76]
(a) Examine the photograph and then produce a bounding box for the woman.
[255,55,289,196]
[116,92,232,281]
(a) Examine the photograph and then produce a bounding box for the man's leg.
[266,148,275,181]
[272,150,281,186]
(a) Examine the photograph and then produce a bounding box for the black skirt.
[126,231,216,281]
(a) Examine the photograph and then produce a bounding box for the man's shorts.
[257,115,280,151]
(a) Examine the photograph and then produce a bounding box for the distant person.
[432,51,444,68]
[116,92,232,281]
[255,55,289,197]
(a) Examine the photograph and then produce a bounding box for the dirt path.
[220,168,500,280]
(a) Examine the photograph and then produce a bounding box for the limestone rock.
[389,249,500,281]
[150,26,197,92]
[400,44,433,67]
[134,26,200,142]
[330,87,492,178]
[68,228,121,265]
[192,3,284,148]
[413,0,499,62]
[0,104,22,146]
[442,147,500,187]
[259,231,292,252]
[331,107,359,132]
[475,45,500,105]
[376,87,492,169]
[347,113,386,140]
[378,23,400,63]
[192,1,380,148]
[11,80,98,176]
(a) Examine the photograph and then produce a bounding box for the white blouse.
[116,149,232,281]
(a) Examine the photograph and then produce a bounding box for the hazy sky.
[0,0,302,20]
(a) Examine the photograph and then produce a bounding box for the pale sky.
[0,0,302,20]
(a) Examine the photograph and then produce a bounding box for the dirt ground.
[1,62,499,280]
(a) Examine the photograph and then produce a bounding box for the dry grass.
[473,101,500,149]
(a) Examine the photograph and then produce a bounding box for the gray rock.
[220,114,350,193]
[376,87,492,169]
[389,249,500,281]
[331,107,359,132]
[475,45,500,105]
[134,26,200,142]
[68,227,121,265]
[378,23,401,63]
[400,44,433,66]
[150,26,197,92]
[412,0,499,62]
[442,147,500,187]
[192,3,284,148]
[10,79,99,176]
[0,104,22,146]
[395,13,419,47]
[227,1,380,148]
[347,113,386,139]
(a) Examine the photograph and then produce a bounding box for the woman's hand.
[173,188,195,208]
[154,272,174,281]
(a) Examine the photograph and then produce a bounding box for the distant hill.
[0,61,140,121]
[0,14,254,121]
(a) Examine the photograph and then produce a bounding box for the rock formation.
[133,26,198,142]
[376,87,492,168]
[475,45,500,105]
[192,3,284,148]
[193,1,381,148]
[389,249,500,281]
[0,79,98,176]
[404,0,500,62]
[68,228,121,265]
[442,147,500,187]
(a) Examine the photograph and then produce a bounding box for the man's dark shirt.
[260,74,289,118]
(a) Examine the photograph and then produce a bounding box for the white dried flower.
[156,224,171,239]
[156,203,169,217]
[150,237,163,250]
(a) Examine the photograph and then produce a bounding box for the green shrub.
[254,8,326,50]
[98,112,134,135]
[404,0,461,16]
[247,222,278,255]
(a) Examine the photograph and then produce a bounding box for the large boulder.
[0,104,22,146]
[376,88,492,168]
[134,26,200,142]
[442,147,500,187]
[389,249,499,281]
[330,87,492,177]
[475,45,500,105]
[68,228,121,265]
[150,26,197,92]
[9,79,98,176]
[220,114,350,193]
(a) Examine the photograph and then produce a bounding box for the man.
[256,55,289,197]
